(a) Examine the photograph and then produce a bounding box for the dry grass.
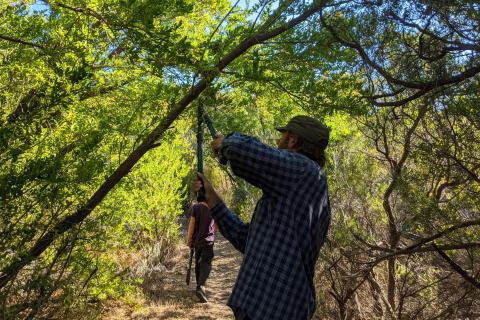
[102,235,241,320]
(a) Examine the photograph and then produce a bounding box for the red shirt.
[191,203,215,248]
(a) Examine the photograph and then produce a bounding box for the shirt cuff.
[219,132,238,159]
[210,202,230,221]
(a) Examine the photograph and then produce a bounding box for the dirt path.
[103,235,242,319]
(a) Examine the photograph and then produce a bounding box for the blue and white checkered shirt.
[210,133,331,320]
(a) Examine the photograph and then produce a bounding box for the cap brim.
[276,126,288,132]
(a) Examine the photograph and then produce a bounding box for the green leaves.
[2,0,479,318]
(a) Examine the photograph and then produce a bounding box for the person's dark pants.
[194,244,214,288]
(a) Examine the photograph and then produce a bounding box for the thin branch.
[369,219,480,265]
[47,1,104,21]
[0,34,44,49]
[251,0,271,31]
[369,87,406,100]
[371,242,480,254]
[432,244,480,290]
[208,0,241,44]
[371,88,430,107]
[260,0,294,32]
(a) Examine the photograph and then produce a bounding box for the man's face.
[277,131,290,149]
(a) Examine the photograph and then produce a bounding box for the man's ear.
[287,134,298,150]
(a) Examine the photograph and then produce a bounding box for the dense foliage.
[0,0,479,319]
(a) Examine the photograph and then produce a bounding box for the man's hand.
[192,173,222,209]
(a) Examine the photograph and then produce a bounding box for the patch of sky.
[234,0,281,22]
[28,1,51,15]
[163,67,197,87]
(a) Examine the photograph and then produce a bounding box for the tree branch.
[432,244,480,290]
[368,219,480,265]
[47,1,105,22]
[321,15,480,106]
[387,10,480,52]
[0,34,44,49]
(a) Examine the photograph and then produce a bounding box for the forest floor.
[102,234,241,320]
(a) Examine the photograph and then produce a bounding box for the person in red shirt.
[186,199,215,303]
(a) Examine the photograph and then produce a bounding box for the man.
[192,115,331,319]
[186,198,215,303]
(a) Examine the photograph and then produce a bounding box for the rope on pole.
[203,111,216,138]
[197,104,204,174]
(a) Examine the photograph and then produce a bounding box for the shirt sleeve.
[190,204,197,219]
[220,132,307,196]
[210,202,249,254]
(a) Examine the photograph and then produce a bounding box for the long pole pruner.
[187,102,218,286]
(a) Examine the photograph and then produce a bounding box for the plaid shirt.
[210,133,331,320]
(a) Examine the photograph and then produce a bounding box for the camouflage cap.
[276,115,330,149]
